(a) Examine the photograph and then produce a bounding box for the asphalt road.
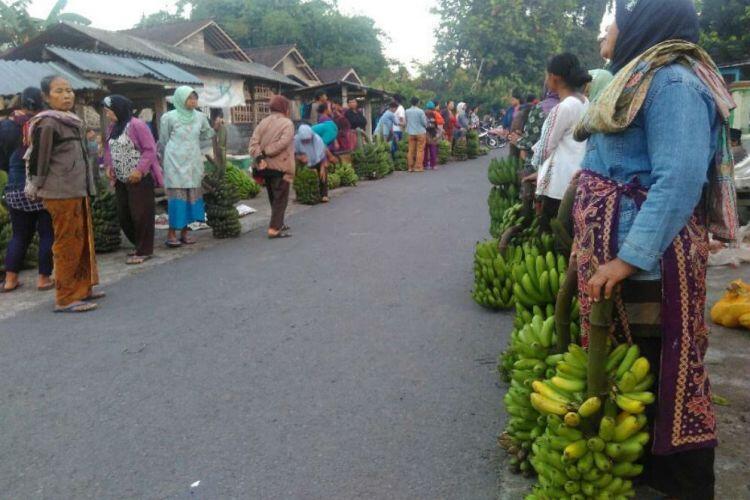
[0,153,513,499]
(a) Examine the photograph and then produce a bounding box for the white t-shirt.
[393,105,406,133]
[533,95,589,200]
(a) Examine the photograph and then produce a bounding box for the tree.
[429,0,607,108]
[175,0,388,81]
[0,0,89,49]
[41,0,91,27]
[700,0,750,64]
[134,9,188,29]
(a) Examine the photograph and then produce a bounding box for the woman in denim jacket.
[572,1,738,498]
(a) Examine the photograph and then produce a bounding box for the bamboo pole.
[555,255,578,353]
[588,299,614,399]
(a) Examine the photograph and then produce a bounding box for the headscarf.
[102,95,134,140]
[456,102,466,117]
[611,0,699,74]
[587,69,614,103]
[270,95,290,115]
[295,124,327,166]
[171,86,198,125]
[540,91,560,115]
[425,101,436,110]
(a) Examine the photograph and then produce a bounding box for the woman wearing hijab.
[25,75,101,313]
[530,53,592,229]
[454,102,468,140]
[573,1,738,498]
[249,96,295,238]
[295,124,331,202]
[1,87,54,293]
[102,95,164,264]
[159,86,214,248]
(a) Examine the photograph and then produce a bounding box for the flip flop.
[126,255,151,265]
[1,282,22,293]
[268,232,292,239]
[165,239,183,248]
[37,281,55,291]
[84,291,107,300]
[281,225,291,232]
[180,236,197,245]
[54,301,98,313]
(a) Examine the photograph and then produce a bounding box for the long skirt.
[166,187,205,230]
[43,197,99,307]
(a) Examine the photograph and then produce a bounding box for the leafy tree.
[0,0,89,49]
[41,0,91,27]
[135,9,188,29]
[175,0,388,81]
[699,0,750,64]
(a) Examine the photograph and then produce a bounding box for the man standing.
[392,94,406,144]
[405,97,427,173]
[309,91,329,124]
[501,92,522,131]
[345,98,368,148]
[375,101,399,158]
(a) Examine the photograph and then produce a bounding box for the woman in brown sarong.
[25,75,102,313]
[572,1,739,498]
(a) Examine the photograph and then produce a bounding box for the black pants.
[537,195,561,233]
[623,280,716,500]
[5,207,54,275]
[115,175,155,256]
[311,163,328,198]
[266,177,290,231]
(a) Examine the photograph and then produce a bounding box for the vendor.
[573,1,738,498]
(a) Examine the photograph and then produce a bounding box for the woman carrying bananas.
[573,1,738,498]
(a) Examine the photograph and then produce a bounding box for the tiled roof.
[0,59,98,96]
[46,46,203,85]
[243,44,296,68]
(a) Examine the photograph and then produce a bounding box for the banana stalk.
[588,299,614,401]
[554,255,578,353]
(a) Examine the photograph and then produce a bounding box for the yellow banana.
[598,416,616,442]
[564,439,588,461]
[629,357,650,383]
[616,394,646,414]
[633,373,656,392]
[532,380,571,404]
[564,412,581,428]
[620,391,655,404]
[616,345,640,378]
[613,414,640,442]
[551,376,585,393]
[530,393,569,416]
[617,371,638,393]
[605,343,629,373]
[578,396,602,418]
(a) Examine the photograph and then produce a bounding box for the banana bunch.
[472,239,515,309]
[500,313,564,474]
[490,199,525,239]
[488,157,522,186]
[525,343,656,499]
[512,242,568,309]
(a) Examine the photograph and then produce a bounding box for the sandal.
[165,239,183,248]
[268,232,292,239]
[126,255,151,265]
[321,197,329,203]
[180,236,196,245]
[1,282,22,293]
[84,291,107,300]
[55,301,98,313]
[281,225,291,232]
[37,281,55,291]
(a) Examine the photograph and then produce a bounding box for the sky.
[27,0,439,68]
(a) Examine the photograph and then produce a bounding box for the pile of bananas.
[293,167,322,205]
[467,130,480,159]
[472,239,515,309]
[488,157,522,186]
[393,138,408,171]
[526,343,656,499]
[453,138,468,161]
[500,312,564,473]
[438,140,452,165]
[226,163,261,199]
[331,162,358,187]
[512,239,568,309]
[327,172,341,190]
[204,169,242,239]
[490,199,524,239]
[92,183,122,253]
[353,142,393,179]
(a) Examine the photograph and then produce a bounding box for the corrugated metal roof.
[62,23,300,86]
[46,46,203,85]
[0,59,98,96]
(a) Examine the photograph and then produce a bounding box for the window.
[231,105,253,124]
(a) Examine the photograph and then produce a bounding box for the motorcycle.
[478,125,507,150]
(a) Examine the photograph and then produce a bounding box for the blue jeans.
[5,207,54,275]
[391,131,403,158]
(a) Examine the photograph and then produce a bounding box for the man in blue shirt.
[404,97,428,172]
[375,101,399,157]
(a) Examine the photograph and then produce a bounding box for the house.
[244,44,320,87]
[2,21,300,134]
[313,67,364,86]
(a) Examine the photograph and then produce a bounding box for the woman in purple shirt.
[102,96,164,265]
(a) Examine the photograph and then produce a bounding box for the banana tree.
[42,0,91,27]
[0,0,36,47]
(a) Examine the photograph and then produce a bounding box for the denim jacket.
[581,64,720,277]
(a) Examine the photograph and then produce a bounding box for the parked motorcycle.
[478,125,507,150]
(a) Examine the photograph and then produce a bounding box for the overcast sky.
[27,0,438,68]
